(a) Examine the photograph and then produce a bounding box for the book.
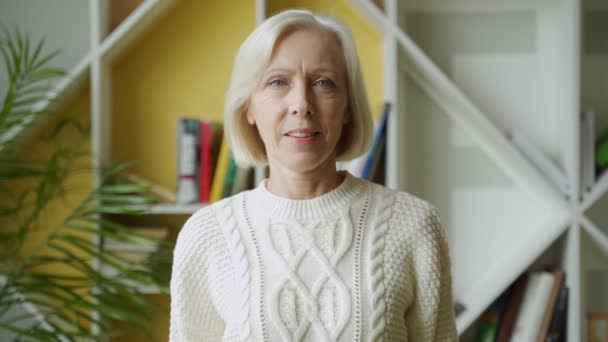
[581,108,596,193]
[475,292,508,342]
[545,284,568,342]
[209,137,231,202]
[370,134,386,183]
[222,154,237,198]
[199,120,212,203]
[198,120,223,203]
[496,273,529,342]
[596,131,608,175]
[537,268,565,341]
[176,118,200,204]
[511,271,556,342]
[231,165,252,196]
[510,129,570,198]
[362,102,391,180]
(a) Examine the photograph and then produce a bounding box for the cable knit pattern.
[267,210,353,341]
[217,199,252,341]
[369,192,395,342]
[170,171,458,341]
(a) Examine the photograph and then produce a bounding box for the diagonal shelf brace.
[580,169,608,213]
[99,0,178,62]
[349,0,569,213]
[580,215,608,255]
[0,54,92,153]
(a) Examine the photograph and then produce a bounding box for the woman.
[170,8,458,342]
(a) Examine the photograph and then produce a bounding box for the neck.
[266,160,343,200]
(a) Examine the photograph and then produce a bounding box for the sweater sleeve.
[169,209,225,342]
[404,205,458,341]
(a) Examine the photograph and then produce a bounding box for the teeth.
[288,132,316,137]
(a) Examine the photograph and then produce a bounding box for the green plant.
[0,27,172,341]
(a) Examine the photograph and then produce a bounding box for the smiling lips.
[284,129,321,142]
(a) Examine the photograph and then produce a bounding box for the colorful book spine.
[511,271,555,342]
[176,118,199,204]
[231,165,252,196]
[209,137,231,203]
[537,268,565,341]
[222,154,237,199]
[496,273,528,342]
[362,102,391,180]
[199,120,212,203]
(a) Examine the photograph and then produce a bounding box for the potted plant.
[0,27,171,341]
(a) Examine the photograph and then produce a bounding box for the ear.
[246,111,255,125]
[245,102,255,125]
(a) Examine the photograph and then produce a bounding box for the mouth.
[284,130,321,138]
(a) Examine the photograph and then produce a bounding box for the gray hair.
[224,8,374,168]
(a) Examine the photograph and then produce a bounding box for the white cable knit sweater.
[169,171,458,341]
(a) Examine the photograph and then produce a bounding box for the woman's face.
[246,27,350,176]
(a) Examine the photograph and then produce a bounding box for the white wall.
[0,0,91,103]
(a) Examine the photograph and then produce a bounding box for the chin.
[283,156,335,173]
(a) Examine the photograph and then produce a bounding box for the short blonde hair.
[224,8,374,168]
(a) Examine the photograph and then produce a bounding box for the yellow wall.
[1,85,94,327]
[111,0,382,194]
[11,85,92,267]
[111,0,256,191]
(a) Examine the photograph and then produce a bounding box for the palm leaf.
[1,27,171,341]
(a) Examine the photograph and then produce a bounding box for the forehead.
[267,26,345,70]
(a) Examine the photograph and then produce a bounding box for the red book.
[199,120,212,203]
[496,273,528,342]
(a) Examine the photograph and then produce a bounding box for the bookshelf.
[16,0,606,340]
[356,0,604,340]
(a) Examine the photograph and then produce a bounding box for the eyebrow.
[264,67,340,75]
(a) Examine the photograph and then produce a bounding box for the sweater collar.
[250,171,366,220]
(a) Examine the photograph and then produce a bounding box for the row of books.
[475,267,568,342]
[175,101,392,203]
[175,118,253,204]
[337,102,391,182]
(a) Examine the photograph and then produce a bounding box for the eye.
[268,78,287,87]
[314,78,336,88]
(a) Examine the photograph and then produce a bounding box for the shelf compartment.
[582,228,608,341]
[581,189,608,254]
[394,0,576,207]
[99,0,178,62]
[107,0,256,193]
[397,73,570,332]
[581,4,608,210]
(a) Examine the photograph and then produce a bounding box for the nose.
[288,80,313,116]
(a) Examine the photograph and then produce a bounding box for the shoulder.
[178,192,245,237]
[174,193,243,258]
[368,182,439,227]
[368,183,445,244]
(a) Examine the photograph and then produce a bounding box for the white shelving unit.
[12,0,603,340]
[352,0,608,340]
